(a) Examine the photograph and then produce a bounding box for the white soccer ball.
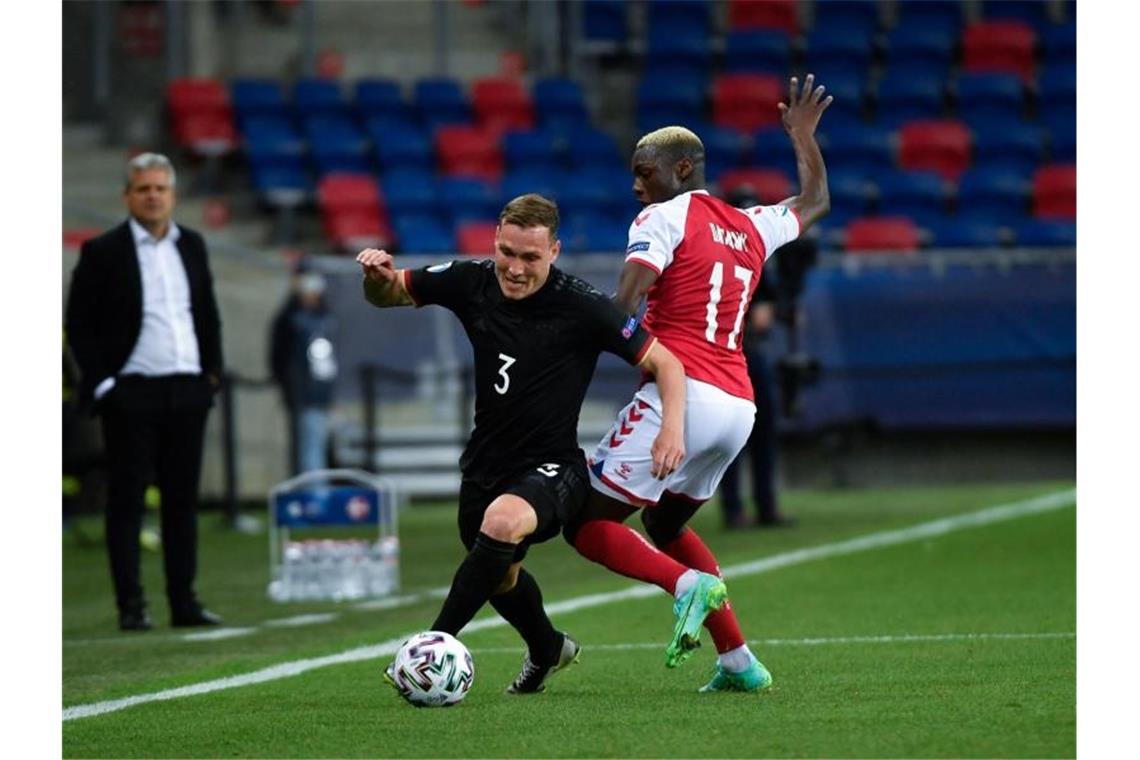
[389,631,475,707]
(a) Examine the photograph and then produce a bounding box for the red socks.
[572,519,688,594]
[661,528,746,653]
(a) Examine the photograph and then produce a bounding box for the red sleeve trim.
[401,269,421,306]
[626,256,662,276]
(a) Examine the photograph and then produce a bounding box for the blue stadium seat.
[231,79,288,123]
[751,126,798,177]
[249,162,312,206]
[875,75,947,126]
[554,168,632,218]
[925,218,1007,248]
[502,130,563,174]
[954,73,1026,123]
[970,120,1045,175]
[499,169,560,205]
[827,168,875,218]
[380,169,439,215]
[874,170,949,218]
[646,27,712,78]
[1039,22,1076,60]
[820,124,893,175]
[697,124,751,183]
[438,176,500,225]
[355,79,408,122]
[1042,111,1076,162]
[982,0,1051,30]
[1039,62,1076,113]
[803,69,867,127]
[533,79,590,129]
[811,0,881,36]
[646,0,711,37]
[804,26,875,72]
[885,22,957,72]
[560,212,629,254]
[368,121,433,172]
[304,116,370,176]
[723,30,792,75]
[242,116,305,158]
[413,79,471,132]
[956,168,1031,220]
[393,213,456,255]
[582,0,628,43]
[1012,219,1075,247]
[293,78,350,120]
[561,127,623,169]
[895,0,963,30]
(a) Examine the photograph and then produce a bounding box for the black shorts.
[457,455,589,562]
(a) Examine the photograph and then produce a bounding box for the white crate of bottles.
[267,469,399,602]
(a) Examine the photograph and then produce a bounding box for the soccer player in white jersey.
[564,75,832,692]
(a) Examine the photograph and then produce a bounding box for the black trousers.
[99,375,213,612]
[721,349,778,523]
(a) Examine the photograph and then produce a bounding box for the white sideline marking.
[180,627,257,642]
[467,631,1077,655]
[263,613,340,628]
[62,489,1074,722]
[353,586,449,611]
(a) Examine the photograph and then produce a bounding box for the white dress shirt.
[94,218,202,399]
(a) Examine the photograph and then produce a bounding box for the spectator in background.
[65,152,224,631]
[269,267,339,475]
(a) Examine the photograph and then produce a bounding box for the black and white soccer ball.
[389,631,475,707]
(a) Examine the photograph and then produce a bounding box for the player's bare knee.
[481,497,537,543]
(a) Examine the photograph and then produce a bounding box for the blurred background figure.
[270,265,339,475]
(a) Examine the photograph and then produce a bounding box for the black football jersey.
[404,259,654,487]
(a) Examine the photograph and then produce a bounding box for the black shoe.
[119,607,153,632]
[757,514,798,529]
[506,632,581,694]
[171,604,223,627]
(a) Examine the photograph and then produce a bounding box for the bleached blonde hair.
[635,126,705,156]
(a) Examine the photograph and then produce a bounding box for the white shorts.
[587,378,756,507]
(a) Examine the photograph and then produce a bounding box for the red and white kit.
[589,190,801,505]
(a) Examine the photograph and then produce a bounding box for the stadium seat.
[1013,218,1076,247]
[698,125,752,183]
[954,73,1026,123]
[249,162,312,206]
[413,78,471,132]
[843,217,922,253]
[819,124,894,175]
[167,78,236,156]
[562,127,622,169]
[231,78,288,123]
[355,79,408,122]
[438,176,500,226]
[305,116,371,176]
[533,78,590,129]
[636,75,707,134]
[924,218,1007,248]
[961,21,1038,81]
[317,173,383,213]
[323,208,393,252]
[970,120,1045,175]
[811,0,880,36]
[646,27,712,79]
[368,121,433,172]
[803,68,867,126]
[898,120,972,181]
[804,25,875,72]
[717,168,793,205]
[982,0,1051,29]
[875,75,947,126]
[895,0,962,31]
[1042,111,1076,162]
[723,30,792,75]
[554,168,631,218]
[499,169,560,205]
[501,129,562,173]
[728,0,797,33]
[582,0,628,43]
[1032,164,1076,220]
[1039,22,1076,60]
[956,168,1031,220]
[713,73,784,133]
[436,126,502,180]
[456,221,498,256]
[393,213,456,255]
[885,22,957,74]
[647,0,711,37]
[750,126,798,178]
[242,116,306,161]
[471,77,535,134]
[1038,62,1076,115]
[560,212,629,254]
[874,170,949,219]
[380,169,439,215]
[826,168,875,218]
[293,78,350,120]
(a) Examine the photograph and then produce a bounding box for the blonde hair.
[635,126,705,155]
[499,193,560,238]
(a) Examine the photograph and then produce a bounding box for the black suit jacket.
[64,220,224,409]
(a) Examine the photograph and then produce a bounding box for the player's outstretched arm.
[638,340,687,479]
[357,248,413,308]
[778,74,832,232]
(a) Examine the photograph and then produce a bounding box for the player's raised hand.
[650,427,686,481]
[778,74,832,137]
[356,248,397,283]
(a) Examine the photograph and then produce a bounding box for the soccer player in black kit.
[356,194,688,694]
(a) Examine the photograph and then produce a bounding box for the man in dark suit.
[65,153,224,631]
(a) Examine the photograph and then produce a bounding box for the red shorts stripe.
[596,471,657,508]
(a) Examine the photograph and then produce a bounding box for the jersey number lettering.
[704,262,754,349]
[494,353,517,395]
[537,463,560,478]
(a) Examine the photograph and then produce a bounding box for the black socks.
[489,568,562,665]
[431,532,516,635]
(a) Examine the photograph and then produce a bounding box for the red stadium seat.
[63,227,103,252]
[713,74,784,132]
[166,78,236,156]
[728,0,798,34]
[471,77,534,133]
[717,168,793,205]
[457,221,499,256]
[436,126,503,180]
[962,21,1038,81]
[898,120,972,181]
[317,173,383,213]
[323,208,393,252]
[1032,164,1076,220]
[844,217,921,253]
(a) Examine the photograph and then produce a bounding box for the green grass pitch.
[62,481,1075,758]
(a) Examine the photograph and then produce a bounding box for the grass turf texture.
[63,482,1075,758]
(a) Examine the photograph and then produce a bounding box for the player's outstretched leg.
[507,631,581,694]
[666,571,728,668]
[699,654,773,693]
